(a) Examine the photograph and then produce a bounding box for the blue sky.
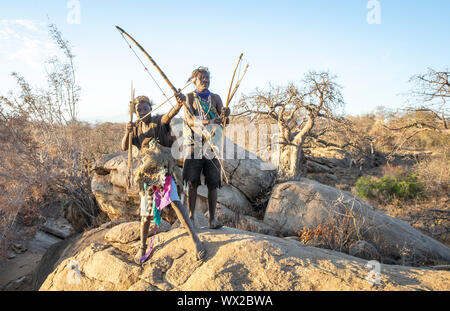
[1,0,449,123]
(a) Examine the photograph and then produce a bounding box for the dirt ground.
[0,229,64,291]
[0,250,44,291]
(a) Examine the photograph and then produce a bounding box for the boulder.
[264,179,450,266]
[349,240,380,261]
[307,173,338,186]
[197,184,253,215]
[41,217,74,239]
[105,220,171,244]
[215,205,276,236]
[38,222,450,291]
[171,209,209,230]
[91,153,140,220]
[221,136,276,201]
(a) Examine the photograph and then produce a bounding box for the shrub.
[355,173,424,201]
[355,176,377,199]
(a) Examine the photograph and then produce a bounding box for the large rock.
[92,152,140,220]
[307,147,351,167]
[349,240,380,261]
[105,220,171,244]
[197,184,253,215]
[264,179,450,266]
[215,204,276,236]
[221,135,276,201]
[38,222,450,291]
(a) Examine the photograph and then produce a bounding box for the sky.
[0,0,449,123]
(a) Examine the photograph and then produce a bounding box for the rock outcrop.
[91,152,141,220]
[263,179,450,266]
[37,222,450,291]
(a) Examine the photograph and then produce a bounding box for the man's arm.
[213,94,230,122]
[161,101,183,125]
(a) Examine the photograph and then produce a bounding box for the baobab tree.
[234,71,345,179]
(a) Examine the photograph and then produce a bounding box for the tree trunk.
[441,113,448,129]
[277,115,314,179]
[278,144,306,179]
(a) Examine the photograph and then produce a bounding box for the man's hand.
[222,107,230,117]
[126,122,135,133]
[211,118,222,125]
[175,91,186,104]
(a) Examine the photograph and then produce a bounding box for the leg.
[135,216,151,264]
[204,158,223,229]
[182,157,202,226]
[188,183,198,225]
[207,186,222,229]
[170,200,206,261]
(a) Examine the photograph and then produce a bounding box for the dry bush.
[296,205,379,254]
[414,153,449,196]
[382,109,448,159]
[0,114,49,257]
[305,110,394,171]
[0,24,120,258]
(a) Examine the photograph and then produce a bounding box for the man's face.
[193,71,210,92]
[136,101,151,119]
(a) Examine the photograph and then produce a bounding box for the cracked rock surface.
[38,222,450,291]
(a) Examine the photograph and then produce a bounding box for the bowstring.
[119,32,174,108]
[119,31,227,182]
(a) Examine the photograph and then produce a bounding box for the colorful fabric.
[140,224,158,264]
[197,97,219,120]
[140,174,180,264]
[195,90,211,100]
[152,174,180,213]
[182,92,222,147]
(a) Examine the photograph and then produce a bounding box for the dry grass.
[0,23,126,259]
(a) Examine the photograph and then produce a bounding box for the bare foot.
[134,247,145,265]
[195,242,206,261]
[208,218,223,229]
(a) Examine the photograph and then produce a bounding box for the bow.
[115,25,228,181]
[116,25,178,106]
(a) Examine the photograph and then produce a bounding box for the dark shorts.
[183,156,222,189]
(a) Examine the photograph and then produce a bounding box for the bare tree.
[47,23,80,123]
[234,71,345,178]
[409,68,449,129]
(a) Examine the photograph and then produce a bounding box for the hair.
[187,66,210,83]
[134,95,152,112]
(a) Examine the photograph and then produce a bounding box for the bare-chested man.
[176,67,230,229]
